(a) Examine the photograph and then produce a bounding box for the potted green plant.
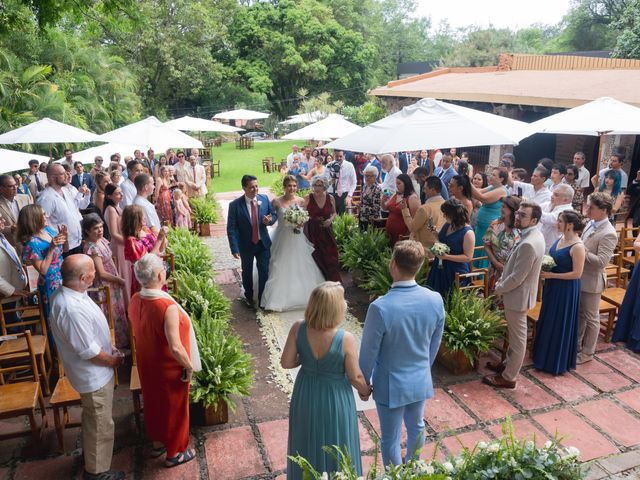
[338,227,389,284]
[190,197,219,236]
[439,288,505,374]
[332,213,358,254]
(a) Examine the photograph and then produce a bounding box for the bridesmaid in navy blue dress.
[612,233,640,352]
[426,198,475,299]
[533,211,585,374]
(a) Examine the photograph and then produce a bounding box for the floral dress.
[483,218,520,307]
[155,182,173,226]
[358,183,382,229]
[124,227,158,296]
[85,238,129,348]
[568,180,583,212]
[22,226,63,320]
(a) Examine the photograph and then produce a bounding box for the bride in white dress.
[260,175,326,312]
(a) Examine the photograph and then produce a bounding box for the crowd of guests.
[0,147,206,479]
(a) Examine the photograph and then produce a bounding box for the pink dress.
[84,238,129,348]
[104,205,132,305]
[175,196,191,228]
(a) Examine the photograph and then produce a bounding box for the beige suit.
[0,194,30,249]
[401,196,445,252]
[183,163,208,198]
[494,226,545,381]
[0,236,28,301]
[579,220,617,355]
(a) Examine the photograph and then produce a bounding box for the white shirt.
[599,167,628,189]
[576,165,591,189]
[549,178,567,192]
[381,166,402,195]
[327,160,357,197]
[133,195,161,230]
[121,178,137,207]
[538,202,574,252]
[37,186,89,250]
[49,287,114,394]
[286,152,299,168]
[512,181,551,206]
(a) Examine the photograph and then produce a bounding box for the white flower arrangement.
[541,254,557,272]
[431,242,450,269]
[283,204,310,234]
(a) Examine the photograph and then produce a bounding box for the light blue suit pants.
[376,399,426,466]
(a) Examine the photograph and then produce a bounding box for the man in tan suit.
[183,155,208,198]
[27,159,48,199]
[0,215,30,330]
[577,192,617,364]
[401,176,444,253]
[484,201,545,389]
[0,174,31,249]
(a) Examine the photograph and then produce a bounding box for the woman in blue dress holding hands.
[426,198,475,299]
[612,231,640,352]
[470,167,510,267]
[281,282,370,479]
[533,211,585,374]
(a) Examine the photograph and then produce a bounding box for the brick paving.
[2,193,640,479]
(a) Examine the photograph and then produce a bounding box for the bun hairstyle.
[560,210,585,234]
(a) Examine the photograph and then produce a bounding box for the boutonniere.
[257,200,262,206]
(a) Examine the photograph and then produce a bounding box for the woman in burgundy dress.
[304,176,342,282]
[383,173,420,246]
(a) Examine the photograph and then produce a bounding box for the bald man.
[50,255,124,480]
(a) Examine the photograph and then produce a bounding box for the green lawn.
[210,140,298,192]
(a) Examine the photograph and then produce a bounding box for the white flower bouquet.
[283,204,309,234]
[541,254,556,272]
[431,241,450,269]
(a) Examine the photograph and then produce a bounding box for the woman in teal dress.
[533,211,585,374]
[471,167,510,267]
[426,199,475,299]
[281,282,370,479]
[17,205,67,322]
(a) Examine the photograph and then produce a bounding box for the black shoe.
[243,297,255,308]
[485,361,506,374]
[83,470,125,480]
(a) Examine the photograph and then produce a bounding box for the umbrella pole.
[596,133,606,174]
[49,143,52,160]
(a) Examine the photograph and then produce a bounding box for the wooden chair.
[211,159,220,178]
[471,245,489,271]
[455,270,489,298]
[526,278,545,350]
[129,323,142,432]
[261,158,271,173]
[0,330,48,443]
[618,226,640,270]
[0,292,52,396]
[48,356,80,452]
[598,298,618,342]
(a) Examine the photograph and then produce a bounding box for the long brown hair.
[17,204,46,245]
[122,205,145,238]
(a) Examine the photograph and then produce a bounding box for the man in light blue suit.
[227,175,277,307]
[359,240,445,466]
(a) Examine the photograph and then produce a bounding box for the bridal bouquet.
[541,254,557,272]
[431,242,450,269]
[283,204,309,234]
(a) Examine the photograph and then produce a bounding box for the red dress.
[155,183,173,226]
[128,295,190,455]
[385,194,409,245]
[305,194,341,282]
[124,227,157,295]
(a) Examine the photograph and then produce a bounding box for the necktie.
[337,166,343,196]
[582,221,595,240]
[251,200,259,244]
[0,234,26,284]
[34,173,43,192]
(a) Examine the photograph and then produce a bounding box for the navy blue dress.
[612,264,640,352]
[533,239,581,374]
[426,224,472,299]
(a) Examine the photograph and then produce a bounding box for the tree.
[614,0,640,58]
[227,0,376,118]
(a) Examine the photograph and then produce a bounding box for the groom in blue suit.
[359,240,445,466]
[227,175,277,307]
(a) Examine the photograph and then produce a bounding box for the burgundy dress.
[385,194,409,246]
[305,195,341,282]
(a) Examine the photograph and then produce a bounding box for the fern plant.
[167,227,214,277]
[174,271,230,322]
[339,226,390,272]
[332,213,358,253]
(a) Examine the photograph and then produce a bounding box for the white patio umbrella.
[0,148,50,174]
[527,97,640,136]
[96,116,203,150]
[324,98,530,154]
[213,109,269,121]
[282,114,361,141]
[0,117,100,156]
[164,116,244,133]
[279,111,325,125]
[55,143,145,165]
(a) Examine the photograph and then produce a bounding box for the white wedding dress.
[260,206,326,312]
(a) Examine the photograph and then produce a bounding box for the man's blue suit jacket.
[359,283,445,408]
[226,193,276,256]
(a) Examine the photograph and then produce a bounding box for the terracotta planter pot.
[437,344,476,375]
[199,223,214,236]
[190,400,229,426]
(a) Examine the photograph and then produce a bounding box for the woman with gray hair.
[304,175,341,282]
[359,165,382,231]
[128,254,201,468]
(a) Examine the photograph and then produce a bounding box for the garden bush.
[167,227,214,277]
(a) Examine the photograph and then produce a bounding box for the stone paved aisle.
[1,191,640,479]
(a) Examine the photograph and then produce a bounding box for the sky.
[415,0,573,31]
